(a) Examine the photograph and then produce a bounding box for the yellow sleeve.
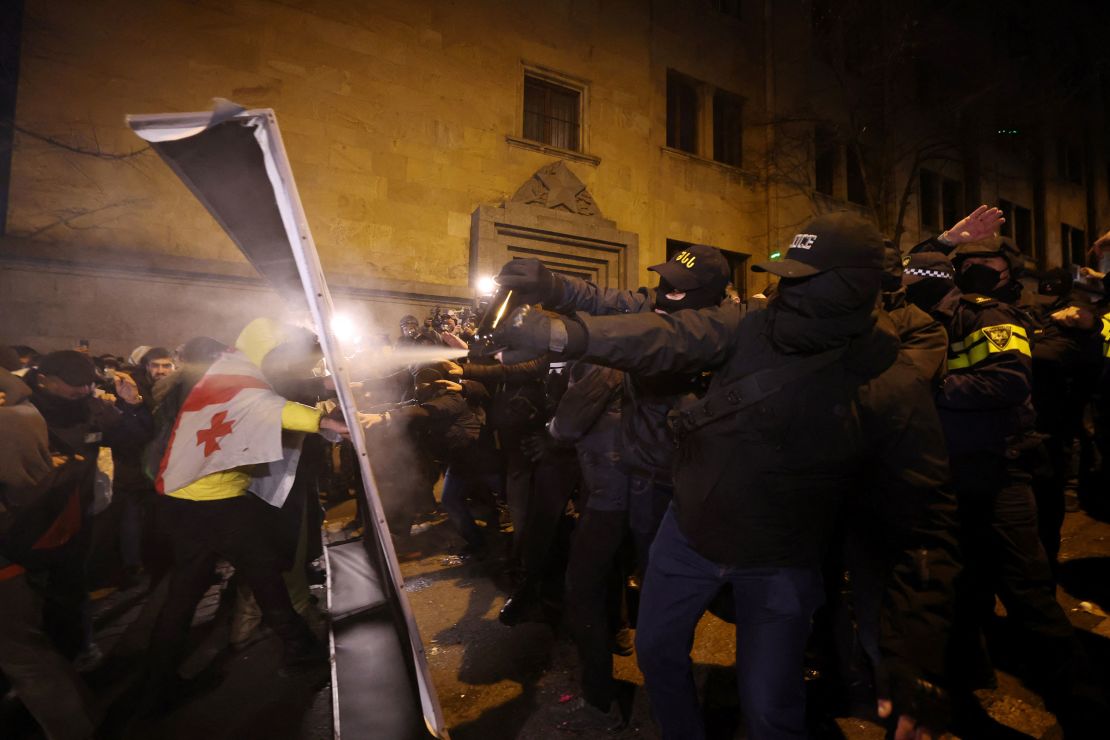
[281,401,323,432]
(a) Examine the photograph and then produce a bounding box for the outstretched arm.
[495,302,742,376]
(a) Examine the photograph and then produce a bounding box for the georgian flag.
[156,351,289,501]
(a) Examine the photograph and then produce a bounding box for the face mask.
[956,264,1004,295]
[774,268,881,318]
[653,278,725,313]
[904,278,954,312]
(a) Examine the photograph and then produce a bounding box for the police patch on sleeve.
[982,325,1013,350]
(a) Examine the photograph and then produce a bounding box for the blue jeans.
[441,467,501,549]
[635,508,824,740]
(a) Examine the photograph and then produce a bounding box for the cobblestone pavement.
[388,502,1110,740]
[8,498,1105,739]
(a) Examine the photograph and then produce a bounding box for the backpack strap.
[668,344,849,439]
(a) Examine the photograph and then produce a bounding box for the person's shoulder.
[959,293,996,308]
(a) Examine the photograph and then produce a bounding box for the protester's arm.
[100,374,154,449]
[281,401,323,432]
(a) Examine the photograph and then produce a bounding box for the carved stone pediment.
[510,161,602,218]
[472,161,636,291]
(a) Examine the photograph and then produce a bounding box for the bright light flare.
[477,275,498,296]
[331,312,362,346]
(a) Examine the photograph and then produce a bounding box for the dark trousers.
[628,474,671,580]
[566,507,629,710]
[148,495,317,689]
[948,455,1081,697]
[0,573,95,740]
[635,509,824,740]
[441,467,501,549]
[519,448,580,600]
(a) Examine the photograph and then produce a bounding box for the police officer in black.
[902,248,1107,736]
[495,245,731,581]
[1023,269,1100,567]
[497,212,959,740]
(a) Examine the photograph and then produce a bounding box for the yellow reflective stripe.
[947,323,1031,370]
[1101,316,1110,358]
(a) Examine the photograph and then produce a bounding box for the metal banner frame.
[128,104,447,739]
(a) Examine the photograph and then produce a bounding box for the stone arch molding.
[470,161,638,289]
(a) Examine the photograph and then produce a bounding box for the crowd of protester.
[3,205,1110,739]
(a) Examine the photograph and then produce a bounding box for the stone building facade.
[0,0,780,354]
[1,0,1107,354]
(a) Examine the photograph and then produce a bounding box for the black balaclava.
[770,267,881,352]
[775,268,882,318]
[905,278,956,313]
[653,278,726,314]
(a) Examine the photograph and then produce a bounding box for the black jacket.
[571,302,959,681]
[549,274,709,481]
[1023,297,1100,438]
[549,362,627,511]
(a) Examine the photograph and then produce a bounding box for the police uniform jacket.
[548,273,709,482]
[929,288,1035,457]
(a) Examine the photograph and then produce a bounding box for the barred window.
[523,75,581,151]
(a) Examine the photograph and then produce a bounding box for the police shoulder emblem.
[983,324,1012,349]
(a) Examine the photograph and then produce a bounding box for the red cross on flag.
[156,351,287,495]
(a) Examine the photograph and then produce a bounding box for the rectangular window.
[846,148,867,205]
[667,71,699,154]
[1014,206,1033,257]
[998,199,1014,238]
[814,125,836,196]
[712,0,742,21]
[1062,223,1087,266]
[712,89,743,167]
[941,177,962,232]
[919,170,940,230]
[1057,139,1083,185]
[523,75,581,151]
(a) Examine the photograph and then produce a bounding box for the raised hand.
[942,205,1005,245]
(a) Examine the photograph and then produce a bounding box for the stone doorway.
[469,161,639,289]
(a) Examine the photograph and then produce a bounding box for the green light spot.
[770,251,782,260]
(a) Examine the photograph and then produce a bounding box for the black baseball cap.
[648,244,730,292]
[902,251,956,281]
[752,212,885,278]
[38,350,98,386]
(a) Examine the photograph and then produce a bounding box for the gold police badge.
[983,325,1012,350]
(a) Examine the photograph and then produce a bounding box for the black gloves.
[878,658,951,735]
[493,305,587,358]
[496,258,558,306]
